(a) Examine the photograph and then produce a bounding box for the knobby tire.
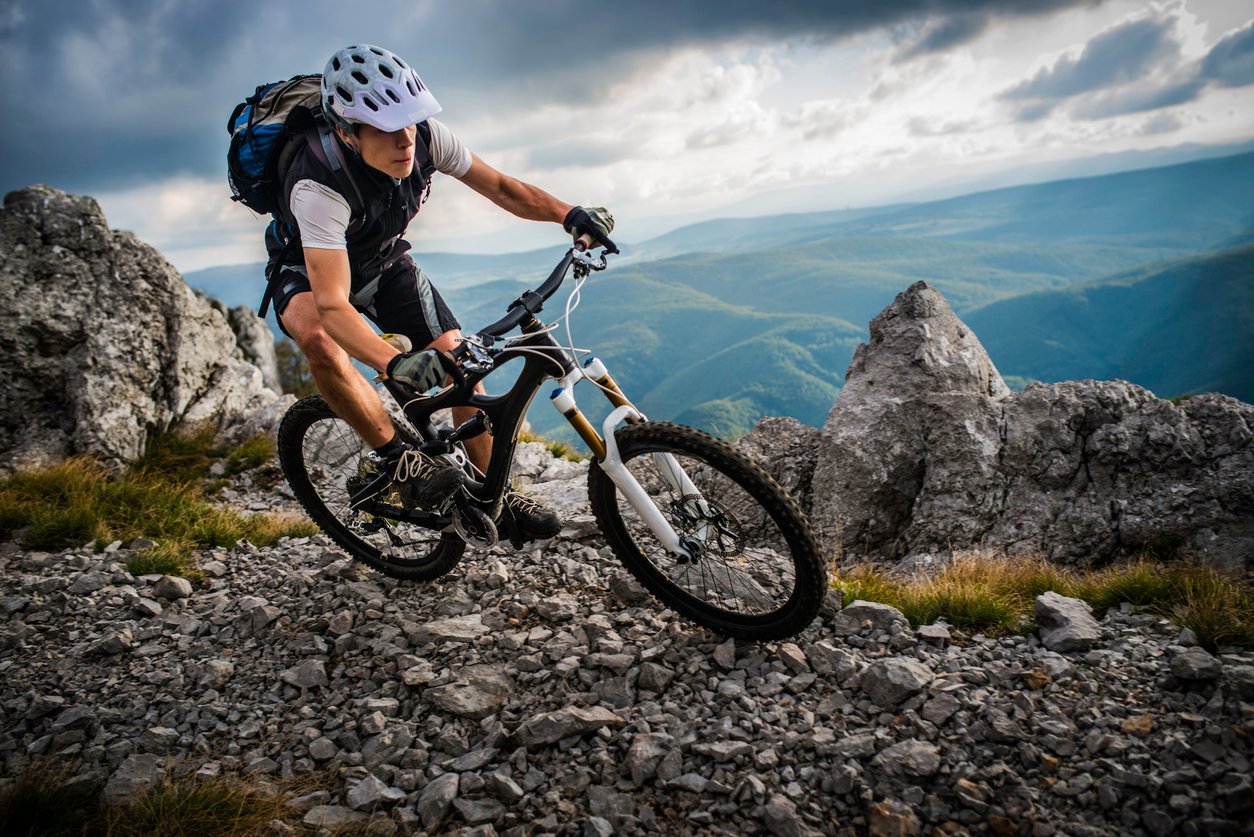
[588,421,826,641]
[277,395,464,581]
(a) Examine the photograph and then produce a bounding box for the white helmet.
[321,44,441,133]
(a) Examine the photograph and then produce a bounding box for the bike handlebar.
[478,249,578,338]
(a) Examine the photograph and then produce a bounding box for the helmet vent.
[370,47,385,55]
[335,85,352,102]
[362,95,380,112]
[406,79,417,96]
[386,89,401,103]
[332,57,341,71]
[351,53,366,64]
[379,64,394,79]
[351,70,369,85]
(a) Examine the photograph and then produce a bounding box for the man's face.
[345,123,416,179]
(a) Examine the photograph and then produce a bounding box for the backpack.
[227,74,347,217]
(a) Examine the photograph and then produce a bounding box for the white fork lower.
[599,406,701,561]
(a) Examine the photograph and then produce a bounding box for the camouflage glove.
[386,349,449,392]
[563,206,618,253]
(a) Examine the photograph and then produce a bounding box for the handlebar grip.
[573,233,595,252]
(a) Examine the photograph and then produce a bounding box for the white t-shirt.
[289,118,472,250]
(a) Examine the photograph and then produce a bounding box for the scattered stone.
[763,793,820,837]
[103,754,165,803]
[860,658,933,706]
[413,614,490,644]
[417,772,459,830]
[868,799,921,837]
[280,660,328,689]
[1171,647,1223,681]
[916,622,950,645]
[303,806,367,829]
[346,774,405,810]
[152,575,193,600]
[516,706,625,746]
[1036,592,1102,652]
[535,592,579,622]
[426,665,512,719]
[94,628,133,656]
[713,638,736,669]
[832,600,911,637]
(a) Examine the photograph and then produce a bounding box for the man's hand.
[563,206,618,253]
[386,349,449,392]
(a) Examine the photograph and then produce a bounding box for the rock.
[638,662,675,693]
[413,614,491,644]
[626,733,671,785]
[417,772,459,830]
[94,628,133,655]
[535,592,578,622]
[871,740,941,779]
[0,185,289,472]
[453,797,505,825]
[1036,592,1102,652]
[1171,647,1223,681]
[280,659,328,689]
[426,665,512,719]
[916,622,950,645]
[832,600,911,637]
[152,575,193,600]
[735,417,822,511]
[763,793,820,837]
[202,660,235,689]
[346,774,405,810]
[713,638,736,669]
[102,754,165,803]
[67,571,111,594]
[303,806,368,829]
[860,658,933,706]
[809,281,1254,570]
[515,705,625,746]
[868,798,921,836]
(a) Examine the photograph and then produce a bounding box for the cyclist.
[265,44,616,542]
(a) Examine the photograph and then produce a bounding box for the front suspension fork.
[550,358,705,560]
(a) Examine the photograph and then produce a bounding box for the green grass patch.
[833,554,1254,650]
[0,428,314,577]
[519,430,588,462]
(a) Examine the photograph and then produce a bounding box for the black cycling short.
[272,253,460,349]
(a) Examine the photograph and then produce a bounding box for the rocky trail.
[2,442,1253,836]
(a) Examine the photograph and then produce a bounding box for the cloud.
[998,10,1254,124]
[1001,16,1180,101]
[1200,19,1254,88]
[894,12,991,62]
[0,0,1100,194]
[1072,77,1205,119]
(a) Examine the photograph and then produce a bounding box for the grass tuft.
[519,430,587,462]
[0,428,312,578]
[0,760,99,837]
[833,553,1254,651]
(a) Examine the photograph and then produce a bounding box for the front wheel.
[277,395,464,581]
[588,422,826,641]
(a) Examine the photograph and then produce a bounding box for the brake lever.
[571,246,609,272]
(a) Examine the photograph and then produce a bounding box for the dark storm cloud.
[894,13,992,62]
[0,0,1101,194]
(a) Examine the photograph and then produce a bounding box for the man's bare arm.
[303,247,399,372]
[458,153,572,223]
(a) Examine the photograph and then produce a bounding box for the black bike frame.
[381,319,579,513]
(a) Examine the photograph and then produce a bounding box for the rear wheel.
[277,395,464,580]
[588,421,826,641]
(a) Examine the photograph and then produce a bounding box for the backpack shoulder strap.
[415,120,436,181]
[301,125,367,225]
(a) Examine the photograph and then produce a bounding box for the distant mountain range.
[186,150,1254,444]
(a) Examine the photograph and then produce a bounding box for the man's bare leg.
[280,293,393,448]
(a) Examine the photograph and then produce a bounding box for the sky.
[2,0,1252,272]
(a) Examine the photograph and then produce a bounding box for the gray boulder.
[0,185,290,472]
[810,281,1254,571]
[1036,592,1102,652]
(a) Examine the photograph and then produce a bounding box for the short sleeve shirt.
[289,118,471,250]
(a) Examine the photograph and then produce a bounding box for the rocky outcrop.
[809,282,1254,571]
[0,186,289,471]
[197,290,282,394]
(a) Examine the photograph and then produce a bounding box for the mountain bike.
[276,242,826,640]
